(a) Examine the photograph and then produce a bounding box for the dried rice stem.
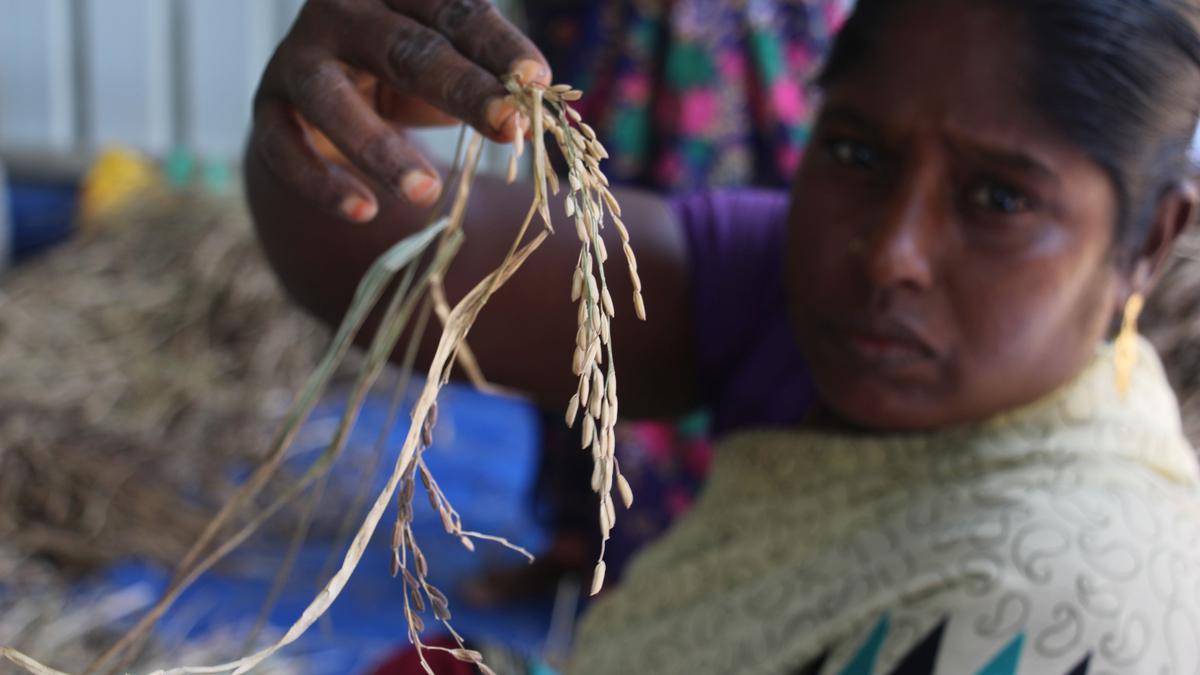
[428,135,494,393]
[199,230,550,675]
[84,219,457,675]
[3,649,72,675]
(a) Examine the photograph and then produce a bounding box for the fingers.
[296,64,441,206]
[377,91,459,127]
[250,100,381,222]
[249,0,554,221]
[256,57,443,216]
[339,4,525,143]
[394,0,551,89]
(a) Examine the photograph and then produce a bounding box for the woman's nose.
[861,171,940,293]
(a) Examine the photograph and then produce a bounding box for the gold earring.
[1114,291,1145,398]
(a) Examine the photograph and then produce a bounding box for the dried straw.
[0,190,338,574]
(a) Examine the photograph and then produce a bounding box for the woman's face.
[788,0,1124,431]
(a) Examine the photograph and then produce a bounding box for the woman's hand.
[246,0,698,418]
[250,0,551,222]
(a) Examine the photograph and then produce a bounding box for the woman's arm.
[244,0,700,418]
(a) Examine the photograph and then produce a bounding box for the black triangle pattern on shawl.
[790,618,1092,674]
[883,620,946,674]
[792,649,830,675]
[1064,654,1091,675]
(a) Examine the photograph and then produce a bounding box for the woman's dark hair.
[819,0,1200,257]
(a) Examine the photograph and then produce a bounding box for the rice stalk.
[515,81,644,595]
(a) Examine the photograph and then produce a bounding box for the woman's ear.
[1132,178,1199,294]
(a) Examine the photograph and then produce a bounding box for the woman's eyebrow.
[818,105,879,133]
[821,103,1062,185]
[950,136,1061,185]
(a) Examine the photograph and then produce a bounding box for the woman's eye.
[970,180,1031,214]
[827,139,880,170]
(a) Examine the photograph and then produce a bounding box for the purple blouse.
[675,189,816,437]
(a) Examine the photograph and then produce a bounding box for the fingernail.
[401,171,441,206]
[514,112,530,136]
[341,194,377,222]
[486,97,518,137]
[511,58,550,86]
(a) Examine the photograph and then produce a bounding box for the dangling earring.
[1114,292,1145,398]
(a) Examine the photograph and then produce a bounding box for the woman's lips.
[824,316,936,369]
[848,331,925,359]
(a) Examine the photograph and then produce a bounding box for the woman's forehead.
[820,1,1074,161]
[830,2,1027,110]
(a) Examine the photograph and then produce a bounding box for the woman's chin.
[811,375,952,433]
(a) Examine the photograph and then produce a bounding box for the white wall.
[80,0,174,155]
[180,0,277,161]
[0,0,76,153]
[0,0,518,173]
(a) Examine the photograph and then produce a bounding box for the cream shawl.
[569,339,1200,674]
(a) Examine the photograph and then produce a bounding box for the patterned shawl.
[570,338,1200,674]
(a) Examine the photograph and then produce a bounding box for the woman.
[246,0,1200,671]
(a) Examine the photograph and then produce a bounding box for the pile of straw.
[0,189,343,673]
[0,190,337,572]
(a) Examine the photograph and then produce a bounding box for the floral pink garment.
[525,0,850,191]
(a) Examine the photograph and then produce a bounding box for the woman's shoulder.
[671,189,814,429]
[672,188,791,247]
[671,188,792,298]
